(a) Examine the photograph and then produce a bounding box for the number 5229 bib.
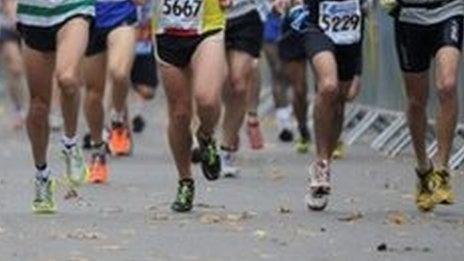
[319,0,362,45]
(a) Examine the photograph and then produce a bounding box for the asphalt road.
[0,97,463,261]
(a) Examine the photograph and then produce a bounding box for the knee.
[318,79,339,100]
[56,69,80,95]
[28,98,49,124]
[437,77,457,102]
[86,88,104,103]
[109,66,130,86]
[169,104,192,128]
[228,73,249,99]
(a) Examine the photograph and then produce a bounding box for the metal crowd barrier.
[258,6,464,170]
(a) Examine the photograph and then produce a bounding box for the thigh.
[23,45,55,104]
[284,60,307,90]
[394,21,432,73]
[191,32,227,103]
[159,63,192,113]
[107,25,137,74]
[1,41,23,74]
[311,51,338,90]
[56,17,90,75]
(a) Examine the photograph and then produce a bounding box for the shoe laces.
[35,179,49,201]
[314,161,330,184]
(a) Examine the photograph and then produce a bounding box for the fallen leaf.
[67,229,106,240]
[0,226,5,234]
[64,189,78,200]
[195,203,226,209]
[386,211,409,225]
[337,211,363,222]
[151,213,170,221]
[200,213,223,224]
[97,245,122,251]
[269,168,286,181]
[253,229,268,240]
[100,206,123,214]
[278,206,292,214]
[226,211,255,222]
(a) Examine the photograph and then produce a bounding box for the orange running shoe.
[108,123,133,156]
[88,153,109,184]
[246,120,264,150]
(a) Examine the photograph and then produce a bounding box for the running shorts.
[395,15,463,73]
[86,13,137,56]
[131,51,158,88]
[225,10,263,58]
[156,29,222,68]
[18,15,92,52]
[305,26,362,81]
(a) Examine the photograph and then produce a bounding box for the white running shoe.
[305,160,331,211]
[220,149,240,178]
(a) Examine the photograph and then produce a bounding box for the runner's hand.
[273,0,291,14]
[219,0,232,8]
[132,0,146,5]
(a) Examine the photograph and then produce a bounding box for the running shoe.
[246,120,264,150]
[296,138,310,154]
[195,135,221,181]
[279,128,294,143]
[220,148,239,178]
[332,141,346,159]
[32,177,56,214]
[108,122,133,156]
[171,179,195,212]
[305,161,331,211]
[88,150,109,184]
[433,170,455,205]
[415,167,440,212]
[62,146,88,187]
[132,115,146,134]
[82,133,92,150]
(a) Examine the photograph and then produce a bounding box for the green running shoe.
[296,138,311,154]
[171,179,195,213]
[62,146,88,187]
[32,177,56,214]
[196,136,221,181]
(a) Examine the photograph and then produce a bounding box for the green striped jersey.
[17,0,95,27]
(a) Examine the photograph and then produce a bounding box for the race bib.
[159,0,204,33]
[319,0,362,45]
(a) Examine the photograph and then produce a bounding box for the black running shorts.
[395,15,464,73]
[86,14,137,56]
[225,10,264,58]
[156,29,221,68]
[131,51,158,88]
[305,26,362,81]
[18,15,92,52]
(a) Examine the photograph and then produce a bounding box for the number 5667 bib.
[319,0,362,45]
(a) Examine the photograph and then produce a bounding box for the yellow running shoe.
[433,170,455,205]
[332,141,345,160]
[32,177,57,214]
[296,138,310,154]
[415,168,439,212]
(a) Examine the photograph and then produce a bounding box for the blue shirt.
[95,0,137,28]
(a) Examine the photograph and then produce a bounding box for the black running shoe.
[171,179,195,212]
[82,133,92,150]
[132,115,146,134]
[196,136,221,181]
[279,129,294,142]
